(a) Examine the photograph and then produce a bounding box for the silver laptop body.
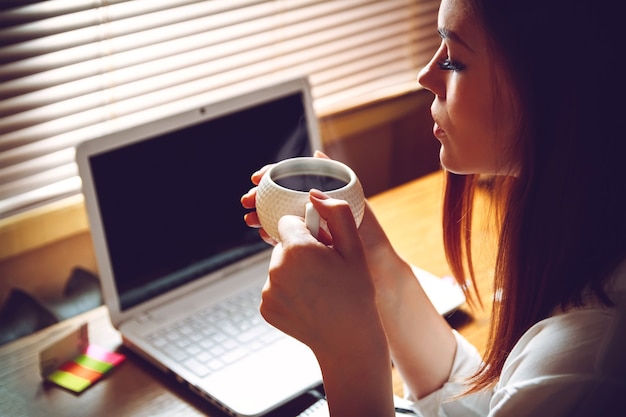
[76,77,323,417]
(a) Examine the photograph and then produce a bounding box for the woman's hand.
[241,151,408,289]
[240,162,276,245]
[261,191,395,416]
[261,192,376,347]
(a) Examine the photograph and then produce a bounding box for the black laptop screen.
[89,92,312,310]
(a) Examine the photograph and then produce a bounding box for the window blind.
[0,0,439,219]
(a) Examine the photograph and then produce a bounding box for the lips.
[432,122,446,139]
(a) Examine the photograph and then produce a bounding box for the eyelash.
[437,58,466,72]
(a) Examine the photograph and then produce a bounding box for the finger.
[260,258,285,326]
[315,226,333,246]
[309,191,364,259]
[277,215,319,246]
[265,206,331,245]
[250,164,273,185]
[243,211,261,227]
[243,212,278,245]
[240,187,257,209]
[313,150,331,159]
[259,228,278,246]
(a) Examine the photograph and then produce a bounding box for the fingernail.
[309,189,329,199]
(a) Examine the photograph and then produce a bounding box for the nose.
[418,47,445,98]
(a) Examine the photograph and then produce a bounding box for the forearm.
[358,203,457,398]
[314,314,395,417]
[372,252,457,398]
[388,285,456,399]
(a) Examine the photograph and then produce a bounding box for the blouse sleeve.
[404,299,625,417]
[405,330,492,417]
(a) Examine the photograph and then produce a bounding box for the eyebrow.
[438,28,475,53]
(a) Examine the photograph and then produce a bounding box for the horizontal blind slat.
[0,148,74,185]
[0,176,81,216]
[0,162,76,201]
[0,0,129,27]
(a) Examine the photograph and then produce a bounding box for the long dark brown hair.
[442,0,626,392]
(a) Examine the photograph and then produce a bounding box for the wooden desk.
[0,171,494,416]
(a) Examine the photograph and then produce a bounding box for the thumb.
[313,150,331,159]
[309,189,363,259]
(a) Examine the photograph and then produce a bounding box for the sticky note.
[85,344,125,366]
[45,345,125,393]
[59,361,103,382]
[47,369,92,393]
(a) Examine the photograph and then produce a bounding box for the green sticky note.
[74,354,112,373]
[47,370,91,393]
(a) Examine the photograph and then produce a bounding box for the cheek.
[443,84,507,173]
[458,81,498,134]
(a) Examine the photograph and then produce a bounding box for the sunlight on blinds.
[0,0,439,218]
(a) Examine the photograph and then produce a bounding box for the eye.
[437,58,466,72]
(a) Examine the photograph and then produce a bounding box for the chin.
[440,149,510,176]
[442,167,475,176]
[439,150,472,175]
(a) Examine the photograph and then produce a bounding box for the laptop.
[77,76,465,417]
[77,77,325,416]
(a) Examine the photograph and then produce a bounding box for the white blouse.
[406,263,626,417]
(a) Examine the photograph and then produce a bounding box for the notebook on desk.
[76,76,465,417]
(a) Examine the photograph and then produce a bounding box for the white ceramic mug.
[255,157,365,241]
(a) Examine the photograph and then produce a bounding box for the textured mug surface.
[256,157,365,241]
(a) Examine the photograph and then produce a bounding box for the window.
[0,0,439,219]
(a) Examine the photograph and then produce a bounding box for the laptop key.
[207,358,224,372]
[186,344,202,356]
[196,351,211,362]
[237,323,270,343]
[217,320,239,337]
[221,347,248,364]
[149,335,168,348]
[162,344,188,362]
[184,357,210,377]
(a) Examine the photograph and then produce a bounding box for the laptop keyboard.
[146,285,283,378]
[297,399,329,417]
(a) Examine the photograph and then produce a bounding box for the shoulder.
[501,307,616,384]
[501,260,626,385]
[490,305,625,416]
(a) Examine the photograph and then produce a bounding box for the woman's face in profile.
[418,0,520,176]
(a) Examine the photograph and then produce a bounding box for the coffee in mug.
[255,157,365,241]
[273,174,348,192]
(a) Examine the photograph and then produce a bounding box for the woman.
[241,0,625,415]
